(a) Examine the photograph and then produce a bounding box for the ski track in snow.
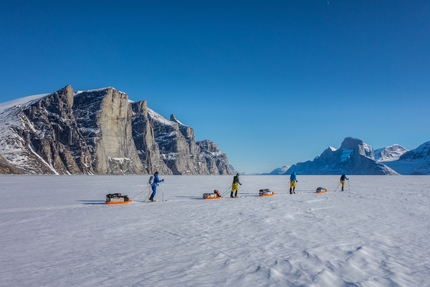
[0,175,429,287]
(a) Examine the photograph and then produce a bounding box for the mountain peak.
[340,137,364,150]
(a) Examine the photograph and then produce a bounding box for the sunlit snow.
[1,175,429,286]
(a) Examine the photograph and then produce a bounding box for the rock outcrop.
[0,154,23,174]
[0,85,232,175]
[197,139,231,175]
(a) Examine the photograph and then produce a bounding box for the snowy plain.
[1,175,429,287]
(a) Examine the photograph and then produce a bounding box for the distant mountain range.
[270,137,430,175]
[0,85,232,175]
[269,165,291,175]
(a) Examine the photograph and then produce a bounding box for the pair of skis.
[142,182,166,202]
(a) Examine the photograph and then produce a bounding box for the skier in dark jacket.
[289,172,298,194]
[231,173,242,198]
[149,171,164,201]
[340,174,349,191]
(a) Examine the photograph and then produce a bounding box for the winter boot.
[234,191,238,198]
[289,188,292,194]
[230,192,234,198]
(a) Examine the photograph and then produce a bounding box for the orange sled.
[259,189,275,197]
[105,193,131,204]
[106,200,132,205]
[203,190,221,200]
[316,187,328,194]
[203,196,221,200]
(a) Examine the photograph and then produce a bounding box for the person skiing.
[289,171,298,194]
[149,171,164,201]
[340,174,349,191]
[231,173,242,198]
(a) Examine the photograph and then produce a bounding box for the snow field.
[0,175,429,287]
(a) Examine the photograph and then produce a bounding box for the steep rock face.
[131,100,171,174]
[197,139,231,175]
[285,137,398,175]
[73,88,144,174]
[8,86,89,174]
[143,110,231,175]
[0,85,231,175]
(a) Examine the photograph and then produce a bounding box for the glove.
[240,183,242,185]
[162,179,164,182]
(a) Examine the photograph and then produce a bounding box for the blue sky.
[1,0,429,173]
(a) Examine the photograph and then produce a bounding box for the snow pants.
[150,184,157,199]
[231,183,239,192]
[289,180,296,188]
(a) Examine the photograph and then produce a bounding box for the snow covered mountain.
[269,165,291,175]
[0,85,232,175]
[284,137,398,175]
[273,138,430,175]
[374,144,408,162]
[383,141,430,175]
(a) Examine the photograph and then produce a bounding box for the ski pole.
[333,182,340,192]
[142,186,153,202]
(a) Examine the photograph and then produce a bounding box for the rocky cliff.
[0,85,232,175]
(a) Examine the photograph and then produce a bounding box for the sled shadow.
[172,195,203,200]
[77,200,106,205]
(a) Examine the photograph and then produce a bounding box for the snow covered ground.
[1,175,429,287]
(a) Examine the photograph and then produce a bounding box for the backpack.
[148,175,154,185]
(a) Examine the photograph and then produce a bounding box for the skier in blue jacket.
[289,172,298,194]
[149,171,164,201]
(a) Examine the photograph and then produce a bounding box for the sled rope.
[131,185,151,200]
[221,187,231,197]
[276,184,290,193]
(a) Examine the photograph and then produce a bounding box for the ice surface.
[0,175,429,287]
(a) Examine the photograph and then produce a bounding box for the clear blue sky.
[1,1,429,173]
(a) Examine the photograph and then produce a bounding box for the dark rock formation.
[0,85,232,175]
